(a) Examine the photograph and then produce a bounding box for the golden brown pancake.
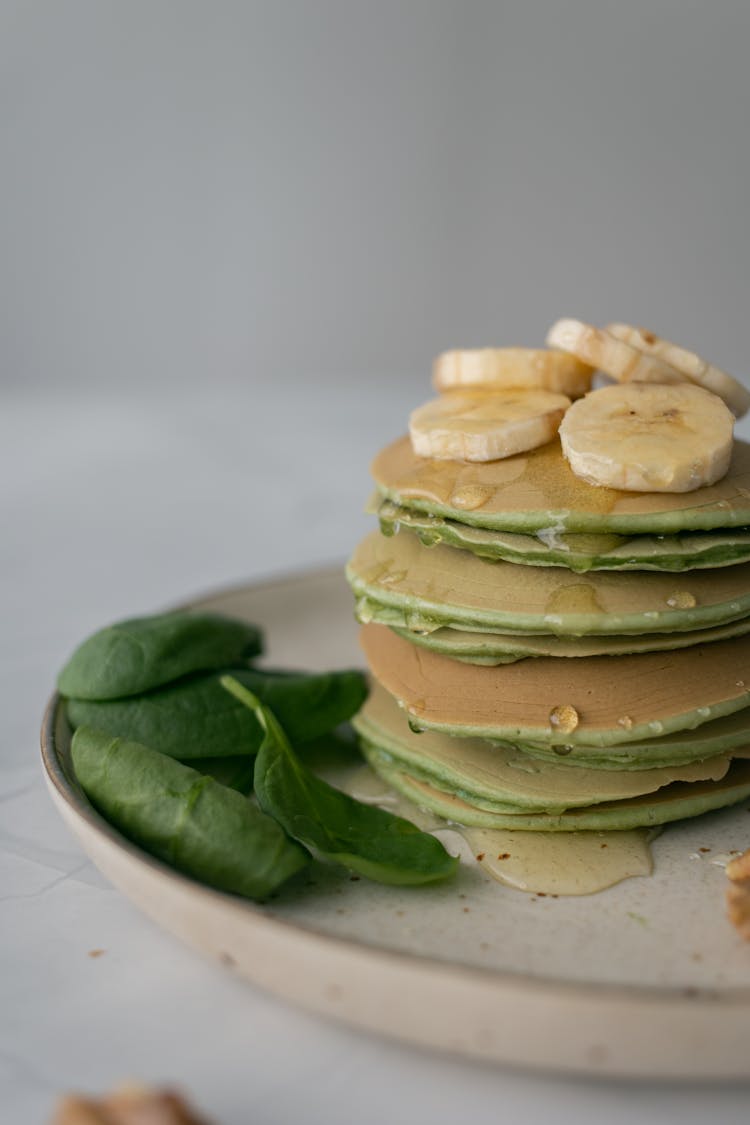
[371,435,750,533]
[360,622,750,746]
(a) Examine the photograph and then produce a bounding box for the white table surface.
[4,381,749,1124]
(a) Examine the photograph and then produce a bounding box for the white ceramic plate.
[41,568,750,1080]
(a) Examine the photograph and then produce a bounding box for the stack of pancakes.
[346,429,750,839]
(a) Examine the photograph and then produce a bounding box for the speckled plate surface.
[41,568,750,1080]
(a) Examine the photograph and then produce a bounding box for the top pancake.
[372,435,750,534]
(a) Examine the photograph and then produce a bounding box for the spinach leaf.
[188,756,255,793]
[244,667,368,739]
[71,726,309,899]
[57,611,263,701]
[65,667,367,759]
[221,676,458,886]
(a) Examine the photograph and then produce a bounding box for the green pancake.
[371,435,750,534]
[363,747,750,832]
[361,623,750,748]
[347,530,750,638]
[387,617,750,665]
[508,706,750,769]
[353,683,749,811]
[377,500,750,573]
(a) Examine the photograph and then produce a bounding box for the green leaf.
[221,676,458,887]
[71,726,309,899]
[65,667,368,759]
[57,611,263,701]
[188,756,255,793]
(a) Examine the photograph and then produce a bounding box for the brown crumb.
[600,843,608,849]
[87,950,105,959]
[699,847,711,853]
[462,906,470,913]
[51,1086,212,1125]
[475,853,485,862]
[497,853,510,861]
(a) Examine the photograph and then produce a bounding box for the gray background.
[3,0,749,392]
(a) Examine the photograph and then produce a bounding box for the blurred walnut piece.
[726,848,750,881]
[726,882,750,940]
[52,1087,211,1125]
[725,846,750,940]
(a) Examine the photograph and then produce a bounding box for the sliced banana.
[546,318,681,384]
[606,322,750,419]
[433,347,593,398]
[409,390,570,463]
[558,383,734,492]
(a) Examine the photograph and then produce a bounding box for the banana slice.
[433,347,593,398]
[546,318,681,384]
[606,322,750,419]
[409,390,570,463]
[547,317,750,420]
[558,383,734,492]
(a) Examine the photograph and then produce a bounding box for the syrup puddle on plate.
[339,764,654,897]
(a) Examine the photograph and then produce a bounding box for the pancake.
[348,529,750,637]
[353,682,750,811]
[364,751,750,831]
[389,617,750,665]
[509,707,750,769]
[377,500,750,572]
[372,435,750,534]
[360,622,750,746]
